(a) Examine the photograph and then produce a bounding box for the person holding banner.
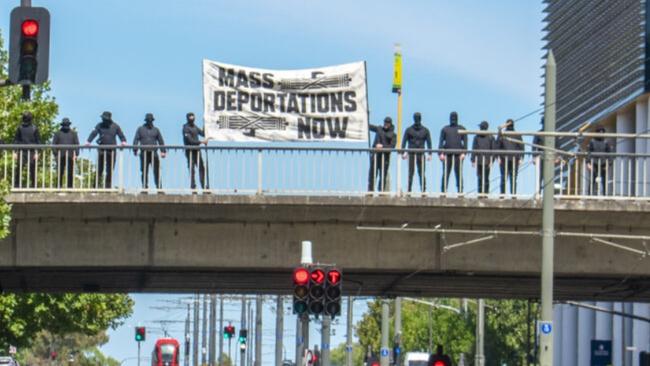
[401,112,432,193]
[368,117,396,192]
[183,112,209,191]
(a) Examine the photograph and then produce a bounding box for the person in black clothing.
[496,119,524,195]
[86,111,127,189]
[471,121,494,195]
[52,118,80,189]
[183,112,208,190]
[439,111,467,193]
[401,112,432,193]
[587,126,612,196]
[133,113,166,190]
[13,111,41,188]
[368,117,396,192]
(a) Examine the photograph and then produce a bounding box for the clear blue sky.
[1,0,545,364]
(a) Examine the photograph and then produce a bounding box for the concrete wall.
[1,193,649,299]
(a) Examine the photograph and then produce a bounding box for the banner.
[203,60,368,142]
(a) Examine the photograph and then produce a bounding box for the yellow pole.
[393,44,403,146]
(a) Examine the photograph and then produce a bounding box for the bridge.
[1,146,649,300]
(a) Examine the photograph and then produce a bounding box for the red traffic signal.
[294,267,309,285]
[310,269,325,284]
[22,19,39,37]
[433,362,445,366]
[327,269,341,285]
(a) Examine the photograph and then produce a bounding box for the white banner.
[203,60,368,142]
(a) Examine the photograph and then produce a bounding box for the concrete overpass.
[1,193,649,301]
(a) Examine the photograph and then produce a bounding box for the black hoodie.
[370,123,396,149]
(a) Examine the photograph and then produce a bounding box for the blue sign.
[380,348,389,357]
[590,340,612,366]
[539,321,552,335]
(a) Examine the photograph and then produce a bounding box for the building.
[544,0,650,365]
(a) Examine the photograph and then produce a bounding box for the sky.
[0,0,545,364]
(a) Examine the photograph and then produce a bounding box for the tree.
[330,342,364,366]
[0,293,134,350]
[18,331,120,366]
[355,298,535,365]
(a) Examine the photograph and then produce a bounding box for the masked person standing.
[496,119,524,195]
[183,112,208,190]
[13,111,41,188]
[368,117,396,192]
[439,111,467,194]
[86,111,127,189]
[133,113,166,190]
[471,121,494,195]
[52,118,80,189]
[401,112,432,193]
[587,126,612,196]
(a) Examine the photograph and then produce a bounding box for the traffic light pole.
[321,315,331,366]
[475,299,485,366]
[219,297,224,366]
[138,341,141,366]
[241,297,247,366]
[194,295,200,366]
[203,295,209,366]
[394,297,402,366]
[210,294,217,366]
[539,50,557,366]
[276,296,284,366]
[380,301,389,366]
[255,296,262,366]
[346,297,353,366]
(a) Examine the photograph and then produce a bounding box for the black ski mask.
[187,113,195,125]
[595,126,606,141]
[383,117,393,131]
[506,119,515,131]
[22,111,33,126]
[413,112,422,128]
[61,118,71,132]
[450,112,458,126]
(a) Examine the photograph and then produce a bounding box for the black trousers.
[441,154,463,193]
[500,158,520,194]
[368,152,390,192]
[140,150,161,189]
[97,149,116,189]
[185,149,207,189]
[56,152,75,189]
[590,164,608,196]
[476,163,491,194]
[13,150,37,188]
[407,153,426,192]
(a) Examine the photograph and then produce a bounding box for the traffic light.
[293,267,310,314]
[238,329,248,345]
[9,6,50,85]
[366,356,379,366]
[313,348,321,366]
[135,326,146,342]
[224,324,235,339]
[429,345,451,366]
[308,267,325,315]
[324,268,342,317]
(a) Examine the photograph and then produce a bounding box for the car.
[0,357,18,366]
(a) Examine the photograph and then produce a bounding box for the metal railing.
[2,145,650,200]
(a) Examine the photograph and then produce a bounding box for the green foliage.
[355,299,535,366]
[330,342,365,366]
[18,331,120,366]
[0,293,134,350]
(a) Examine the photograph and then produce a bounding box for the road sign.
[590,340,612,366]
[380,348,389,357]
[539,321,553,335]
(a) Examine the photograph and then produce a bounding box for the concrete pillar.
[632,303,650,366]
[553,305,563,366]
[616,110,635,196]
[577,302,595,366]
[636,99,648,195]
[612,302,623,366]
[561,305,578,366]
[595,302,613,340]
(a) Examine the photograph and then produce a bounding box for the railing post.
[118,147,124,193]
[257,149,263,195]
[396,151,402,196]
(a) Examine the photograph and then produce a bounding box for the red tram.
[151,338,180,366]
